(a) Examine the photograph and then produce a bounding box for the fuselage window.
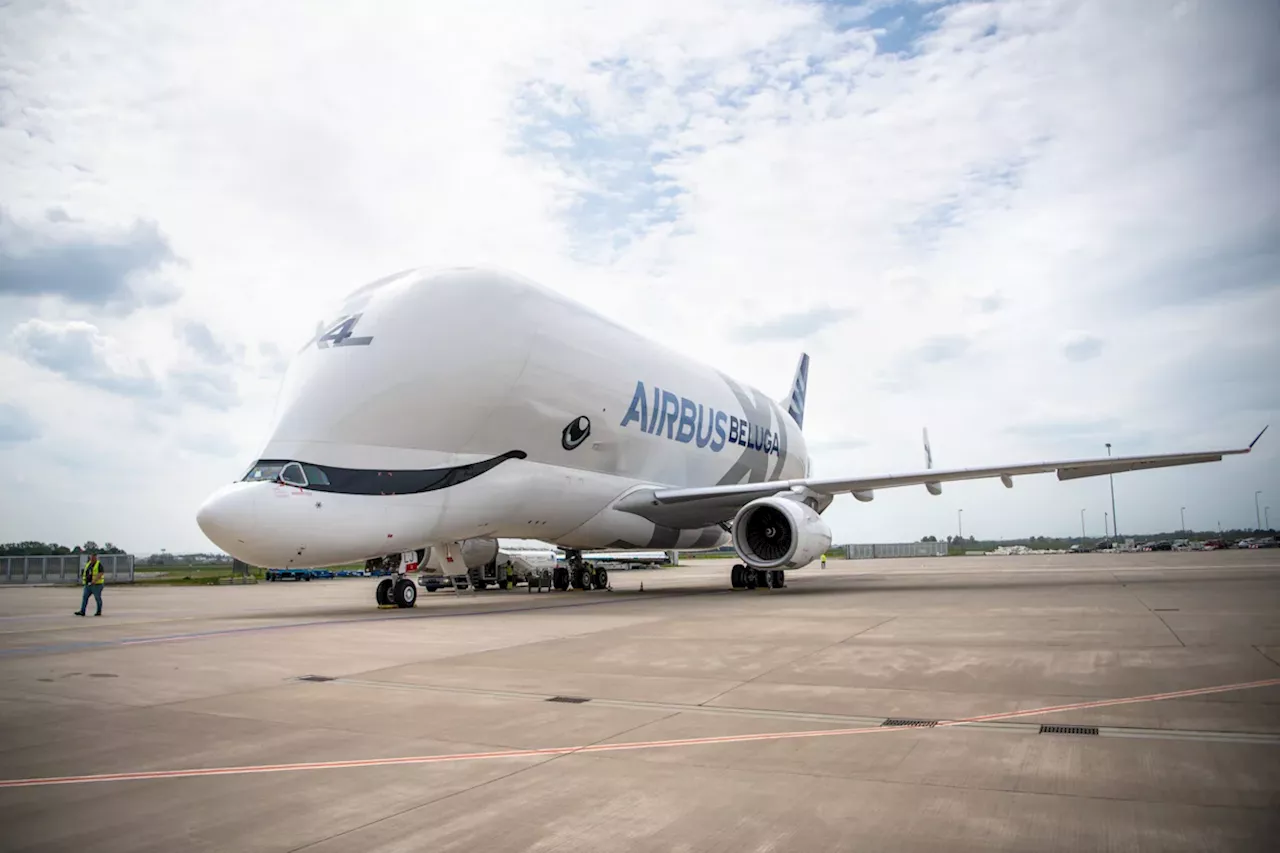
[243,462,285,482]
[280,462,308,487]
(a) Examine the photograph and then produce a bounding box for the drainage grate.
[1153,608,1180,612]
[547,696,591,704]
[299,675,336,682]
[882,718,937,728]
[1039,724,1100,736]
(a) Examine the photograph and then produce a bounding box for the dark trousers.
[79,584,104,615]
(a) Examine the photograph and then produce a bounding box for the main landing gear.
[730,564,784,590]
[554,550,608,591]
[376,575,417,608]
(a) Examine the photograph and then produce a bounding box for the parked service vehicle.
[266,568,312,581]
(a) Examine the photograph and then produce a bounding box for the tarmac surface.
[1,551,1278,852]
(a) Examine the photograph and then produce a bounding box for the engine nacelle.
[731,496,832,570]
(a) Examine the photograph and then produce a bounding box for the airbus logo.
[562,416,591,450]
[619,381,781,456]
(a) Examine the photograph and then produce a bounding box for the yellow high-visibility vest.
[85,560,105,585]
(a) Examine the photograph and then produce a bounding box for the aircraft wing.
[496,549,554,573]
[614,428,1267,529]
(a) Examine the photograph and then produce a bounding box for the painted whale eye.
[562,416,592,450]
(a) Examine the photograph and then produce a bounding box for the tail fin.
[784,353,810,430]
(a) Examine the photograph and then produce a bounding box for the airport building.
[843,542,948,559]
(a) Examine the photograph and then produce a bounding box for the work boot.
[74,611,84,616]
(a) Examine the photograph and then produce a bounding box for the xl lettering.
[309,314,374,349]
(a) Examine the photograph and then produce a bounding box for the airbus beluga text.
[195,267,1267,609]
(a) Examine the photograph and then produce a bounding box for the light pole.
[1080,508,1086,539]
[1267,507,1272,530]
[1106,443,1118,541]
[958,509,963,539]
[1105,511,1109,539]
[1257,491,1264,530]
[1180,506,1186,533]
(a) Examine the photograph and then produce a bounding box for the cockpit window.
[234,450,525,495]
[243,462,285,482]
[301,464,331,486]
[279,462,308,487]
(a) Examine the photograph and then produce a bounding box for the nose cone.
[196,484,260,558]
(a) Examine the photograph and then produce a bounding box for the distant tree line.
[918,527,1272,552]
[141,552,230,566]
[0,541,127,557]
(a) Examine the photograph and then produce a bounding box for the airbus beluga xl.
[195,267,1267,608]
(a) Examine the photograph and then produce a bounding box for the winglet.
[1249,425,1269,450]
[923,427,941,495]
[785,353,810,431]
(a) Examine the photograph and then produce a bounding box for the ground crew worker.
[505,561,515,587]
[821,553,827,570]
[75,553,105,617]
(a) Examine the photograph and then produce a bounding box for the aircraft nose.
[196,485,259,553]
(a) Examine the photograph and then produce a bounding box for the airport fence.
[0,554,135,584]
[844,542,947,559]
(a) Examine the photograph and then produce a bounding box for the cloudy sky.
[2,0,1277,555]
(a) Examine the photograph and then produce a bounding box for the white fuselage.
[197,267,809,569]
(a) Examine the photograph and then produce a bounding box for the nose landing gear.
[375,575,417,608]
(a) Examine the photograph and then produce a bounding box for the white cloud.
[0,0,1276,554]
[12,319,163,398]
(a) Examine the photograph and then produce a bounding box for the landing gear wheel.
[393,578,417,608]
[594,567,608,589]
[553,567,569,591]
[731,565,745,589]
[572,568,591,590]
[766,570,782,589]
[744,567,758,590]
[375,577,394,606]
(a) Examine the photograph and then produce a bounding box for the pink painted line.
[2,676,1278,789]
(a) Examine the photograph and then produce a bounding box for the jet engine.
[731,496,832,570]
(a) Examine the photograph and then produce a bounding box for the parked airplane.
[496,539,560,575]
[195,267,1267,608]
[582,550,669,566]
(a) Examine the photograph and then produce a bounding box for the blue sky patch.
[819,0,955,57]
[513,81,685,256]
